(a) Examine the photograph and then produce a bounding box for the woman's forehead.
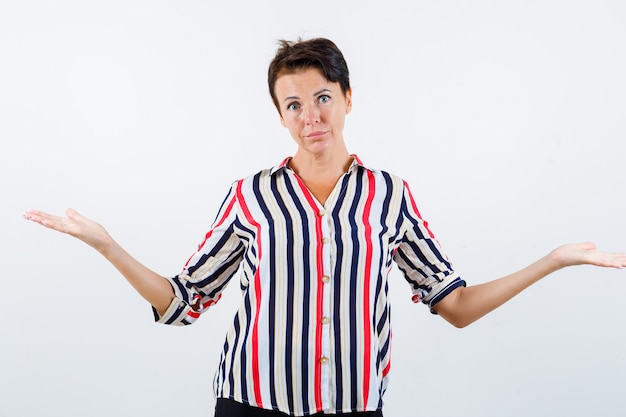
[274,68,336,97]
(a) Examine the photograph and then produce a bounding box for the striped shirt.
[154,155,465,416]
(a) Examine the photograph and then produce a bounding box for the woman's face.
[274,68,352,157]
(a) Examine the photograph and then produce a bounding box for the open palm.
[551,242,626,269]
[24,208,112,253]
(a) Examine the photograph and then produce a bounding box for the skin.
[433,242,625,327]
[274,68,353,204]
[23,68,626,325]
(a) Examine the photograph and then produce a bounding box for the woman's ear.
[345,89,353,114]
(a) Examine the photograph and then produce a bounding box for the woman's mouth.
[306,130,328,138]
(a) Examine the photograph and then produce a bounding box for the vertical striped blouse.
[154,155,465,416]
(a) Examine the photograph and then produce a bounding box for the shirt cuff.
[152,295,197,325]
[152,275,197,326]
[427,276,466,314]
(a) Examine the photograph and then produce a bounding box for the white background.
[1,1,625,416]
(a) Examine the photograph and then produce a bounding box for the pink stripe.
[382,361,391,378]
[183,192,238,268]
[236,180,264,408]
[292,174,324,412]
[361,170,375,407]
[203,295,221,309]
[352,154,365,165]
[403,180,435,239]
[382,330,392,378]
[278,156,291,168]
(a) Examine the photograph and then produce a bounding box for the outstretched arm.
[24,208,175,315]
[433,242,626,328]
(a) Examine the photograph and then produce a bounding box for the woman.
[24,38,626,417]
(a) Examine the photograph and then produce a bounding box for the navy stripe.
[227,313,241,394]
[240,283,252,403]
[373,172,394,373]
[171,278,190,303]
[404,240,443,275]
[282,173,312,413]
[272,173,297,412]
[400,194,453,270]
[252,173,279,410]
[187,224,238,276]
[429,278,467,309]
[331,172,352,408]
[195,243,244,292]
[347,172,363,410]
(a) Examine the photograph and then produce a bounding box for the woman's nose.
[302,104,320,124]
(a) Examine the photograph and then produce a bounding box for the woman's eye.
[318,95,330,103]
[287,102,300,111]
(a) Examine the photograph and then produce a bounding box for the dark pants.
[215,398,384,417]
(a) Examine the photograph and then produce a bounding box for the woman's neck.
[289,149,352,181]
[288,148,353,205]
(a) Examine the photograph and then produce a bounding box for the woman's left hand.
[550,242,626,269]
[435,241,625,328]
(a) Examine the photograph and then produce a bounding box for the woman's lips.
[306,130,328,138]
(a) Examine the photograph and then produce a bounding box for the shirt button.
[318,209,326,217]
[322,237,330,244]
[319,357,329,365]
[321,275,330,283]
[321,316,330,325]
[179,302,186,308]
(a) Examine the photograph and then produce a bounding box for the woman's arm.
[433,242,626,328]
[24,208,175,315]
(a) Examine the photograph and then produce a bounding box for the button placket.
[318,206,332,410]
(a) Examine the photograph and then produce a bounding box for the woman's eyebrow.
[283,88,332,103]
[314,88,332,96]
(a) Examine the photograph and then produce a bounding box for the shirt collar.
[269,154,371,176]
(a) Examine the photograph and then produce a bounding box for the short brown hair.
[267,38,351,112]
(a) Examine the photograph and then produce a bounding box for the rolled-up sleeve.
[393,182,466,312]
[154,182,245,326]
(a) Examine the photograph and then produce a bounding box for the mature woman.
[24,38,626,417]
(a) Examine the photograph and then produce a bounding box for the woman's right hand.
[25,208,175,312]
[24,208,113,254]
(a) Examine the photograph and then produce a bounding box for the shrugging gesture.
[22,37,626,417]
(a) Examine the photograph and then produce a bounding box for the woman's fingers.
[24,208,112,251]
[552,242,626,269]
[24,209,64,230]
[578,244,626,269]
[594,251,626,269]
